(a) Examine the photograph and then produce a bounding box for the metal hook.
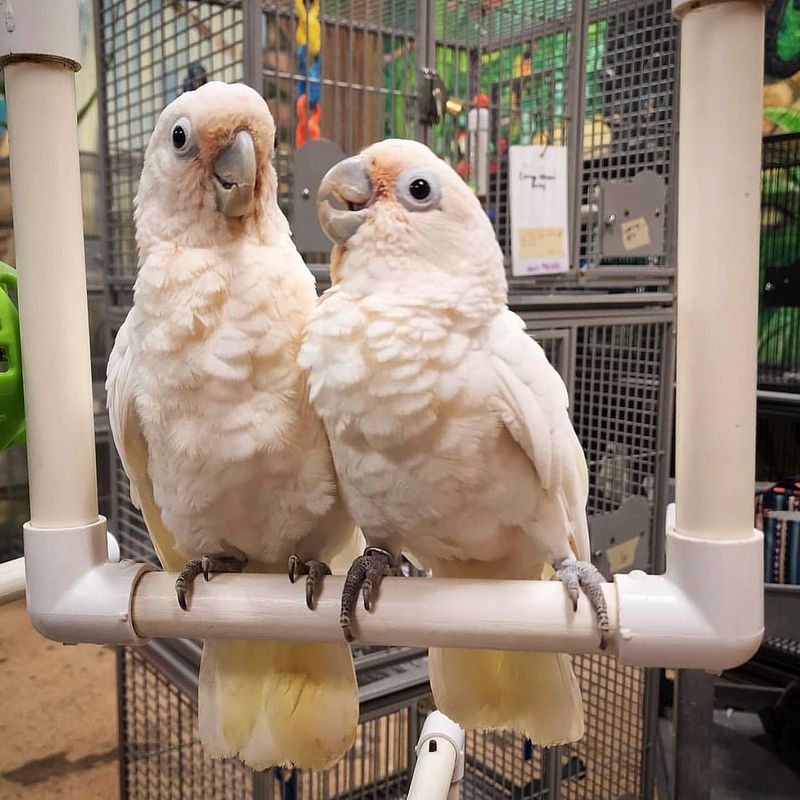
[541,129,551,158]
[533,111,550,157]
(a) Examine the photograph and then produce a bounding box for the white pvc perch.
[0,557,25,604]
[1,0,765,672]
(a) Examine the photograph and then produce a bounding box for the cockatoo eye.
[396,168,441,211]
[171,117,193,153]
[409,179,430,200]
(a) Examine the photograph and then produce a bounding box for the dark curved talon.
[175,554,246,611]
[288,554,302,584]
[175,559,203,611]
[340,547,403,643]
[555,556,610,650]
[288,555,332,609]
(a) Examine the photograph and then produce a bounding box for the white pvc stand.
[0,0,767,671]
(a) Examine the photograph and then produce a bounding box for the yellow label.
[518,227,564,258]
[606,536,640,573]
[621,217,651,251]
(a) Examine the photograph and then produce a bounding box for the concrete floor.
[659,710,800,800]
[0,600,118,799]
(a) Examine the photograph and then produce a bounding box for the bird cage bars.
[95,0,680,309]
[759,133,800,393]
[0,0,765,674]
[118,638,651,799]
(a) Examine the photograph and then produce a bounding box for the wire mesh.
[119,641,431,800]
[0,445,29,561]
[97,0,678,299]
[428,0,678,283]
[525,312,673,572]
[573,320,666,525]
[261,0,420,269]
[97,0,245,305]
[579,0,678,270]
[119,646,255,799]
[120,641,649,800]
[111,312,668,800]
[562,655,645,800]
[759,134,800,392]
[96,4,675,799]
[433,0,575,266]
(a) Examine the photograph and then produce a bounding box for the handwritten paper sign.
[509,145,569,276]
[621,217,651,252]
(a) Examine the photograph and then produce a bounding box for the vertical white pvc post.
[673,0,766,541]
[615,0,765,669]
[0,1,146,648]
[0,0,99,528]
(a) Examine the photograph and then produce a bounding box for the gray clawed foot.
[555,557,610,650]
[288,555,332,609]
[175,554,247,611]
[340,547,403,643]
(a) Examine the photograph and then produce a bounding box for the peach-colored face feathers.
[160,81,275,163]
[184,87,274,204]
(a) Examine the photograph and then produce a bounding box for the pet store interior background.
[0,1,798,799]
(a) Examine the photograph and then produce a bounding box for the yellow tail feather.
[428,647,584,746]
[198,639,359,770]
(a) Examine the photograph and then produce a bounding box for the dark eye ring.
[172,125,187,150]
[409,178,431,200]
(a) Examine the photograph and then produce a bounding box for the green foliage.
[777,5,800,63]
[764,106,800,133]
[77,90,97,125]
[759,307,800,368]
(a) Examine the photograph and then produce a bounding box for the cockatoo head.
[135,81,281,252]
[316,138,505,292]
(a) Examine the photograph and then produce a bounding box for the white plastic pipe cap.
[0,0,82,69]
[416,710,466,783]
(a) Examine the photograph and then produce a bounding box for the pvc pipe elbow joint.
[23,517,152,646]
[614,528,764,670]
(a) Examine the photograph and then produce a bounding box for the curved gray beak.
[317,156,373,245]
[213,129,257,218]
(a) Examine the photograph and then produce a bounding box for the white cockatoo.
[299,139,608,745]
[106,82,360,769]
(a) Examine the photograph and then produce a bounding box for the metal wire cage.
[113,307,672,800]
[119,640,651,800]
[95,0,679,306]
[95,2,676,799]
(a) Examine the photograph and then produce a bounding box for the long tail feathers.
[198,639,359,770]
[428,647,584,746]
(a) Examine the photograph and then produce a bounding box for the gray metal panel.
[599,171,667,258]
[589,495,652,578]
[291,139,346,253]
[764,584,800,640]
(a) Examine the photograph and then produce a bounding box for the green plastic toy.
[0,262,25,450]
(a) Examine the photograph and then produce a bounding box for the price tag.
[606,536,640,573]
[509,145,569,276]
[621,217,651,251]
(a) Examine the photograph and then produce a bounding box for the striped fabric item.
[757,478,800,585]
